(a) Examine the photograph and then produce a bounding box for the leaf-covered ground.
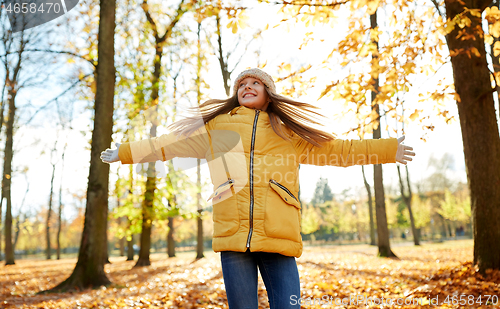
[1,240,499,308]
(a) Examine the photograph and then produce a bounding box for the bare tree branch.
[430,0,446,20]
[142,0,187,44]
[24,73,93,125]
[0,49,96,68]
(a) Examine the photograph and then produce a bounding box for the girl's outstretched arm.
[293,134,415,167]
[100,124,212,165]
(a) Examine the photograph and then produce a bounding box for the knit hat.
[232,68,276,96]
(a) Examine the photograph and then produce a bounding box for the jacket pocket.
[209,179,239,237]
[264,179,301,242]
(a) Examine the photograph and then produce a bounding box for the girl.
[101,68,415,309]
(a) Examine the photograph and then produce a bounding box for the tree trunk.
[57,145,66,260]
[0,194,2,262]
[3,87,16,265]
[114,169,125,258]
[0,195,2,262]
[0,44,8,263]
[490,1,500,124]
[362,166,376,245]
[46,151,57,260]
[438,214,447,238]
[104,237,110,264]
[135,165,155,267]
[370,11,396,258]
[196,159,204,259]
[119,217,125,257]
[119,237,125,256]
[373,162,396,257]
[47,0,116,291]
[444,0,500,273]
[397,165,420,245]
[216,15,231,96]
[195,23,204,260]
[127,227,134,261]
[134,34,163,269]
[134,0,186,267]
[126,167,134,262]
[13,176,29,252]
[13,214,21,251]
[127,239,134,261]
[370,11,396,257]
[167,216,175,257]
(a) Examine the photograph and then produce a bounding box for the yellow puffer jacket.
[118,105,398,257]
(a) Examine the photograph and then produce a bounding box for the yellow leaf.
[403,62,416,74]
[366,0,380,15]
[494,71,500,84]
[409,111,420,121]
[457,16,471,28]
[238,13,248,29]
[469,9,481,18]
[494,41,500,57]
[449,48,461,57]
[470,47,480,57]
[319,83,335,100]
[485,34,494,45]
[370,28,381,42]
[485,6,500,24]
[444,20,456,34]
[490,21,500,37]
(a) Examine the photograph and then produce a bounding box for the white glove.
[100,143,121,164]
[395,136,415,165]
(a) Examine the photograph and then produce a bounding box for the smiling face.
[237,77,270,111]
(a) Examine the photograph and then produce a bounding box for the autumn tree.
[301,204,321,236]
[437,0,500,272]
[133,0,190,267]
[311,177,333,206]
[0,4,50,265]
[49,0,116,290]
[370,9,396,258]
[205,3,262,97]
[326,0,500,268]
[113,0,152,262]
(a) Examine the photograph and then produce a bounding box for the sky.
[5,0,483,222]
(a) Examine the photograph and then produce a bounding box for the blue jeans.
[220,249,301,309]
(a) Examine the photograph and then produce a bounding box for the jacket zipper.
[217,179,234,190]
[208,178,234,201]
[270,179,298,201]
[246,109,260,248]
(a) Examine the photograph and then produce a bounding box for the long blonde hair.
[167,88,335,147]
